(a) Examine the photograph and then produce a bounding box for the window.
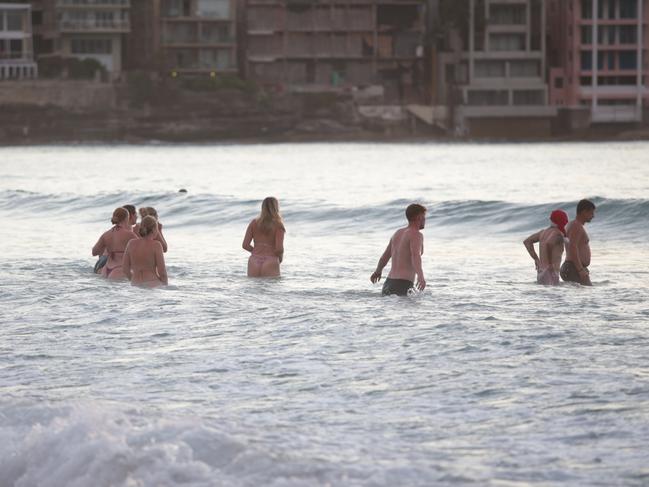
[196,0,230,18]
[555,77,564,89]
[581,25,592,44]
[7,11,23,31]
[581,0,592,19]
[489,34,525,51]
[467,90,508,106]
[581,51,592,70]
[580,76,592,85]
[70,38,112,54]
[475,60,505,78]
[490,4,526,25]
[619,26,637,44]
[513,90,544,106]
[510,60,540,77]
[597,26,615,45]
[620,0,637,18]
[619,51,637,70]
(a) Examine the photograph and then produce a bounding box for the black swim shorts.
[560,261,587,284]
[381,278,414,296]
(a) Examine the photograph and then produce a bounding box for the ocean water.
[1,142,648,487]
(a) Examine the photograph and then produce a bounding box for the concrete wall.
[0,80,118,109]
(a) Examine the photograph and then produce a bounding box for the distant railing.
[56,0,130,6]
[0,52,32,61]
[59,19,130,30]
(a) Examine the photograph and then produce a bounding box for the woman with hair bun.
[242,197,286,278]
[92,207,138,280]
[123,215,168,287]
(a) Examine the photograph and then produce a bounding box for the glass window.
[197,0,230,18]
[581,25,592,44]
[489,34,525,51]
[510,60,540,77]
[620,0,637,18]
[619,25,637,44]
[475,60,506,78]
[581,51,592,70]
[7,11,23,31]
[619,51,637,70]
[513,90,544,106]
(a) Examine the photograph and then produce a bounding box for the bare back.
[92,226,138,279]
[538,227,564,272]
[123,238,167,287]
[387,227,423,282]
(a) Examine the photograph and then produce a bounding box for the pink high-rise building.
[548,0,649,123]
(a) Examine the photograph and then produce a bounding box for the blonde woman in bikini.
[242,197,285,278]
[92,207,138,280]
[123,215,168,287]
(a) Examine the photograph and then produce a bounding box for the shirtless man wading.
[370,203,426,296]
[523,209,568,286]
[561,199,596,286]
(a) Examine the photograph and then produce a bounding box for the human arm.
[371,240,392,283]
[523,231,541,269]
[122,241,132,281]
[410,232,426,291]
[154,241,168,285]
[275,228,285,263]
[156,223,168,253]
[242,220,254,253]
[92,234,106,256]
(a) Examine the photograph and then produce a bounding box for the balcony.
[56,0,130,8]
[58,19,130,32]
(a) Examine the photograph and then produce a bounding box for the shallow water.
[1,142,648,486]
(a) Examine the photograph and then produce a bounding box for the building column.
[637,0,644,118]
[469,0,475,82]
[592,0,598,112]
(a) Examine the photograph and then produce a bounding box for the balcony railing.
[59,19,130,31]
[56,0,130,7]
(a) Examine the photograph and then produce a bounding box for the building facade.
[0,2,37,79]
[157,0,237,76]
[244,0,425,101]
[438,0,556,135]
[55,0,130,79]
[548,0,649,123]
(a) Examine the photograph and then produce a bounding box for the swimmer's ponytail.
[111,207,129,225]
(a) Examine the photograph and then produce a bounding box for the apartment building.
[548,0,649,123]
[55,0,130,78]
[0,2,37,79]
[438,0,556,135]
[157,0,237,75]
[244,0,425,101]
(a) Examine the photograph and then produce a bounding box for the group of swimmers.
[91,196,596,293]
[92,205,169,287]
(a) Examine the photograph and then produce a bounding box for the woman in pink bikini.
[92,207,138,280]
[123,215,168,287]
[242,197,286,278]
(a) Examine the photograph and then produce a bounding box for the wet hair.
[576,199,596,214]
[138,207,149,218]
[406,203,427,222]
[111,207,129,225]
[123,204,136,216]
[256,197,285,233]
[139,215,158,237]
[145,207,158,219]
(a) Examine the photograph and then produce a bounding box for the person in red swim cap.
[523,209,569,285]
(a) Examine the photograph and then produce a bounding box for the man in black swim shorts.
[371,204,427,296]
